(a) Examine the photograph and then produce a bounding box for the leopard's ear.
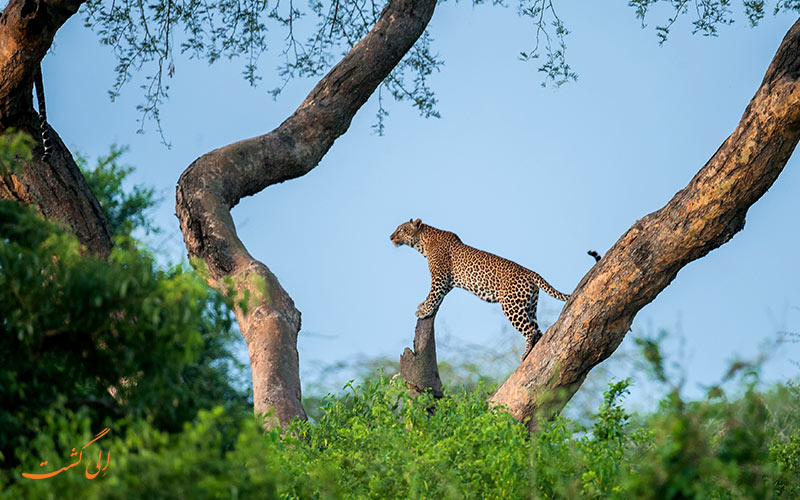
[413,218,422,229]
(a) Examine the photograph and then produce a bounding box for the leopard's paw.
[415,304,431,319]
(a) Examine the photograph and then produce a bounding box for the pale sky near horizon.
[41,1,799,409]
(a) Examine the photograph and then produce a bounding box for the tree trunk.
[0,0,112,256]
[176,0,438,427]
[400,316,444,398]
[490,18,800,431]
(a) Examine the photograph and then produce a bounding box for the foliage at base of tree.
[1,375,799,499]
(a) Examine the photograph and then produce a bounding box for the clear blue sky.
[44,2,799,407]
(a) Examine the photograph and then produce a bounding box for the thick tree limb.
[0,0,112,256]
[176,0,437,427]
[490,18,800,430]
[400,316,443,398]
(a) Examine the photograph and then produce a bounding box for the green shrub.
[4,374,798,499]
[0,142,248,468]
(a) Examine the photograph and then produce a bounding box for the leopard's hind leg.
[501,287,542,361]
[524,288,543,357]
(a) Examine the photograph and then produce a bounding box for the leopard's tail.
[532,272,570,301]
[33,66,52,161]
[533,250,602,301]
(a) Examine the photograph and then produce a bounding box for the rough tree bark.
[489,18,800,431]
[399,316,443,398]
[0,0,112,256]
[176,0,438,427]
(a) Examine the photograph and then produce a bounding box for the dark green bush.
[0,143,248,468]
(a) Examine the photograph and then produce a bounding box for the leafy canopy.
[80,0,800,138]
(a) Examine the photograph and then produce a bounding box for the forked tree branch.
[490,18,800,430]
[176,0,438,427]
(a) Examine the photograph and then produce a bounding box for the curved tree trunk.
[176,0,438,427]
[490,18,800,430]
[0,0,111,256]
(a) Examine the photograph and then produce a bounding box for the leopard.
[390,218,598,360]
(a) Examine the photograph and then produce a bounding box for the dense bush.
[2,375,799,499]
[0,144,248,468]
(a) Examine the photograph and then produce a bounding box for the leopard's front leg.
[416,274,453,318]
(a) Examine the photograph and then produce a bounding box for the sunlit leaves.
[0,131,35,175]
[75,145,159,238]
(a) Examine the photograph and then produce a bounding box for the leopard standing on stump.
[390,219,599,361]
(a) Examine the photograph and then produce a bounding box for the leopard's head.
[390,218,423,247]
